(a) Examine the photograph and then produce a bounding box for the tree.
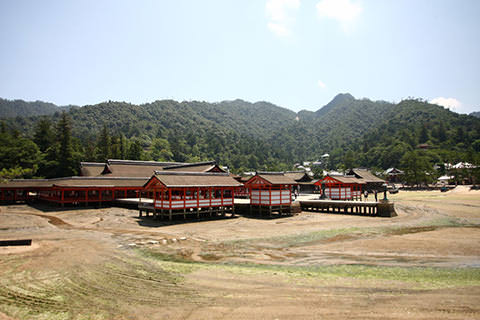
[472,139,480,153]
[311,165,324,179]
[399,150,432,186]
[419,124,429,144]
[119,134,127,159]
[96,124,111,161]
[110,135,122,159]
[127,139,143,160]
[33,118,55,153]
[436,122,447,142]
[149,138,173,161]
[343,150,355,169]
[0,130,41,179]
[56,112,77,177]
[0,121,6,134]
[454,127,465,143]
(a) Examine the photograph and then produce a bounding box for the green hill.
[349,99,480,169]
[0,98,75,118]
[1,94,479,179]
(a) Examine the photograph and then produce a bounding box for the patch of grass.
[137,249,200,275]
[217,263,480,289]
[139,248,480,290]
[198,253,222,261]
[221,216,471,250]
[0,254,198,320]
[224,227,366,248]
[417,216,466,228]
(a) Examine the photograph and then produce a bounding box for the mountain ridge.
[1,94,479,176]
[0,98,76,118]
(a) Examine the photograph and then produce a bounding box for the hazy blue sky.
[1,0,479,113]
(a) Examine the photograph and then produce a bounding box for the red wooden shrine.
[143,172,242,211]
[314,175,364,200]
[244,174,296,206]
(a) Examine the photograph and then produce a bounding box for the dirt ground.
[0,186,479,319]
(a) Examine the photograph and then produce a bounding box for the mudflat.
[1,186,479,319]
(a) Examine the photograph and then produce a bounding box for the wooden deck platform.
[234,203,301,217]
[136,200,235,221]
[118,197,395,220]
[299,199,396,217]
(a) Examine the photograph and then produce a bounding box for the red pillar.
[183,188,186,209]
[268,185,272,206]
[160,188,163,209]
[168,189,172,210]
[209,188,212,207]
[197,187,200,208]
[153,188,157,208]
[289,185,292,204]
[221,187,224,206]
[259,186,262,206]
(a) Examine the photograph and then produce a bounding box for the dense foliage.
[1,95,479,182]
[0,98,74,118]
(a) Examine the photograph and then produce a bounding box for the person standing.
[374,190,378,202]
[364,190,368,202]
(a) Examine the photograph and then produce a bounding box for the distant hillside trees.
[56,112,78,177]
[400,151,435,186]
[0,124,41,180]
[0,95,479,180]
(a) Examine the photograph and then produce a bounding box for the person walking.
[364,190,368,202]
[374,190,378,202]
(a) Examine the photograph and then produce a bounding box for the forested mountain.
[347,99,480,168]
[0,98,75,118]
[1,94,479,181]
[471,111,480,118]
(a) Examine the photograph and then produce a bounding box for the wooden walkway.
[299,199,396,217]
[137,202,235,221]
[117,197,396,220]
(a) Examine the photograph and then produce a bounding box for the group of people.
[363,189,378,201]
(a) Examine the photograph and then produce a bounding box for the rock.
[127,243,137,247]
[171,238,177,243]
[161,239,168,245]
[148,240,159,244]
[179,237,187,241]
